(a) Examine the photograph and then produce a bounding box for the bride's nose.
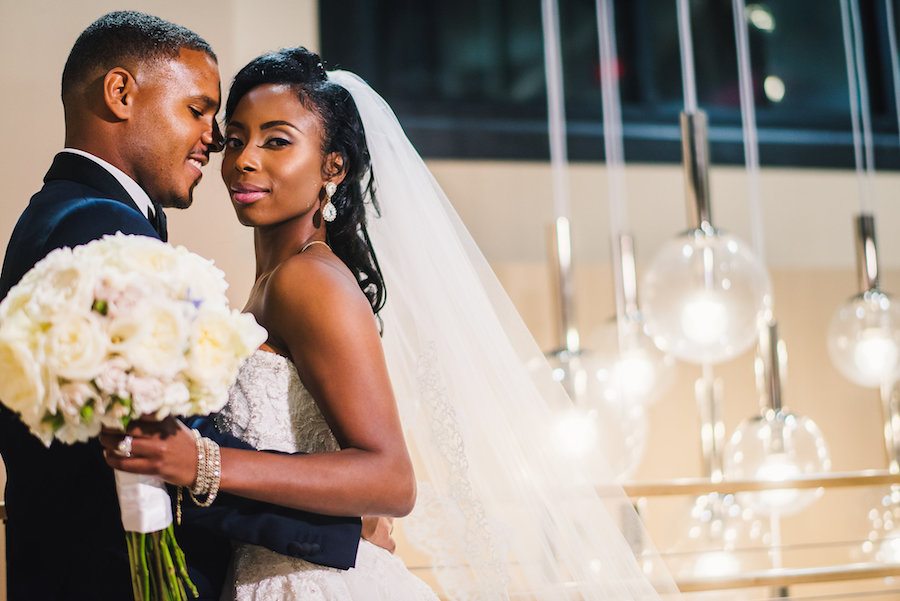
[234,146,260,172]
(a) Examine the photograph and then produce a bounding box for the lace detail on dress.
[216,350,339,454]
[216,350,438,601]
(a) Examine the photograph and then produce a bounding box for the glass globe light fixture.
[641,228,772,365]
[827,214,900,388]
[544,349,649,482]
[827,289,900,388]
[861,487,900,564]
[640,111,772,365]
[586,316,676,408]
[723,409,830,516]
[666,492,771,599]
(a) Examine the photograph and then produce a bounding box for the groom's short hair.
[61,11,216,106]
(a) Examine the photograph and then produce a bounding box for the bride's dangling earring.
[322,181,337,222]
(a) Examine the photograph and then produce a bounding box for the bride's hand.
[361,516,396,554]
[99,417,198,488]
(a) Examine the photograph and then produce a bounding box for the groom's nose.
[207,120,225,154]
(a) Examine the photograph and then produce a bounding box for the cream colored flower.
[187,309,265,404]
[43,312,108,381]
[171,246,229,306]
[94,356,130,399]
[57,381,100,417]
[0,336,45,420]
[111,300,188,379]
[114,234,181,280]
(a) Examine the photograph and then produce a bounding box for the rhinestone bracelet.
[189,436,220,508]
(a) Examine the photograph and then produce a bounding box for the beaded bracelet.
[190,437,220,507]
[176,429,221,524]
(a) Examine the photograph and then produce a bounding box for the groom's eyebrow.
[188,94,220,112]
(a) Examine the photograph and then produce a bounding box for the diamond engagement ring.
[116,435,133,458]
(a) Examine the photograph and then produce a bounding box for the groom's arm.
[179,415,362,570]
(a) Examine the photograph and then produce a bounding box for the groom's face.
[125,48,221,209]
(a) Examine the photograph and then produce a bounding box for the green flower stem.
[124,526,197,601]
[166,525,198,598]
[159,531,178,599]
[140,533,149,601]
[125,532,143,600]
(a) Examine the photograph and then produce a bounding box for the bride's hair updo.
[225,47,385,317]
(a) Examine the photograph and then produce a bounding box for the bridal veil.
[329,70,680,601]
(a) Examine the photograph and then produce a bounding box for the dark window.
[321,0,900,169]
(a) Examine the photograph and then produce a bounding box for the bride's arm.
[222,254,416,517]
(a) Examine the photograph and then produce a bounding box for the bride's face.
[221,83,327,227]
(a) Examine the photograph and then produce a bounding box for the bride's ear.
[323,152,347,186]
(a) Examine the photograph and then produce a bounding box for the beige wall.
[1,1,899,598]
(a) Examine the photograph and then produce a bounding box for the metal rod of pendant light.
[856,214,880,293]
[731,0,766,263]
[839,0,876,214]
[541,0,579,354]
[676,0,724,482]
[885,0,900,151]
[596,0,635,329]
[677,0,699,113]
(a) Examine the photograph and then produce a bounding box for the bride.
[105,46,680,600]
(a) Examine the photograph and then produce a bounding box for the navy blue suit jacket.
[0,152,361,601]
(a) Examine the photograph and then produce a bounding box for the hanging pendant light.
[724,322,831,516]
[641,111,772,365]
[538,0,648,482]
[827,215,900,387]
[589,0,675,410]
[640,0,771,366]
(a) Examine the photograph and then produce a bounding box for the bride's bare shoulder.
[263,251,370,324]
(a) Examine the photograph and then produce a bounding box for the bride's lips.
[231,183,268,204]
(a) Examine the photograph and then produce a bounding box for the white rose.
[110,300,188,378]
[53,419,102,445]
[127,374,167,417]
[188,307,267,378]
[116,235,180,280]
[188,380,229,415]
[53,382,103,444]
[186,309,238,386]
[28,258,97,318]
[163,380,192,415]
[94,356,131,398]
[93,270,148,319]
[43,312,108,381]
[171,246,229,306]
[187,308,263,385]
[57,381,101,417]
[0,336,45,420]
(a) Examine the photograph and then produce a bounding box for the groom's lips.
[231,184,268,204]
[187,153,209,179]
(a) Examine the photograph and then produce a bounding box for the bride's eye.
[224,136,243,149]
[263,137,291,148]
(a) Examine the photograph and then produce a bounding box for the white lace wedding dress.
[215,349,439,601]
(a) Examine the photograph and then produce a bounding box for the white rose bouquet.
[0,233,267,601]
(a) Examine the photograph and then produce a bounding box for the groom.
[0,12,362,601]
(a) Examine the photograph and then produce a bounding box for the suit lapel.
[43,152,167,240]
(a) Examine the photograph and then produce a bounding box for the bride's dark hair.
[224,47,385,317]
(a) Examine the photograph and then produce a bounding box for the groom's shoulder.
[17,180,157,246]
[0,182,159,297]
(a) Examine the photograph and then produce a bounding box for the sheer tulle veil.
[328,70,680,600]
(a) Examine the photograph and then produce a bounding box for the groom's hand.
[361,516,396,554]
